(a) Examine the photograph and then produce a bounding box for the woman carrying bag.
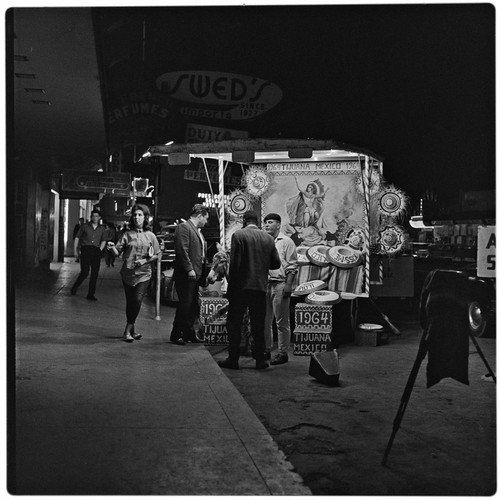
[108,204,161,342]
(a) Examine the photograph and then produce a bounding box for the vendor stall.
[148,139,410,349]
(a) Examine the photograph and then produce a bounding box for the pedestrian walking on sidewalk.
[104,222,118,267]
[107,204,161,343]
[263,213,298,366]
[71,209,107,300]
[72,217,84,262]
[218,210,281,370]
[170,204,209,345]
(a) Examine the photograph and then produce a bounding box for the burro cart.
[148,139,411,348]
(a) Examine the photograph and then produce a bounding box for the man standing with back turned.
[218,210,281,370]
[71,209,107,301]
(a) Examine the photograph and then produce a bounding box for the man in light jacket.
[263,212,298,365]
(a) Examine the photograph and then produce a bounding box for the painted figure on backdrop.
[283,177,330,246]
[287,177,329,230]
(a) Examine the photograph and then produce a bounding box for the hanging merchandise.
[344,227,367,252]
[376,225,408,255]
[243,166,271,198]
[377,185,408,218]
[228,189,251,216]
[353,166,382,197]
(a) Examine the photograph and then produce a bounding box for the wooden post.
[155,251,162,320]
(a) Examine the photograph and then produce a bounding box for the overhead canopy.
[147,138,384,165]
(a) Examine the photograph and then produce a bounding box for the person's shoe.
[218,358,239,370]
[263,350,271,360]
[184,335,203,343]
[270,353,289,365]
[122,334,134,343]
[170,338,186,345]
[132,332,142,340]
[70,287,77,296]
[86,295,97,301]
[183,328,203,343]
[255,360,269,369]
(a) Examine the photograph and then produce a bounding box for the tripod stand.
[381,324,496,466]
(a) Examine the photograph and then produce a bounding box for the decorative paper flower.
[353,167,382,197]
[376,225,408,255]
[243,166,271,197]
[228,189,251,216]
[377,185,408,218]
[344,227,366,251]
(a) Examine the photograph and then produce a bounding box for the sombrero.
[305,290,342,306]
[296,246,310,265]
[327,245,362,268]
[293,279,327,296]
[306,245,331,267]
[357,323,384,332]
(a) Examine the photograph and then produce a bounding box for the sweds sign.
[477,226,496,279]
[156,71,282,121]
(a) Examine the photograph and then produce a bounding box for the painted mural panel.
[261,161,365,248]
[260,161,369,296]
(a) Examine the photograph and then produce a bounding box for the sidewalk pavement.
[12,260,311,495]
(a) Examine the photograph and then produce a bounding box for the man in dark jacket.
[170,204,209,345]
[218,210,281,370]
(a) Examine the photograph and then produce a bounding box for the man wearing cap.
[218,210,281,370]
[170,204,209,345]
[263,213,298,365]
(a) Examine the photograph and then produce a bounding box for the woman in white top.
[108,204,161,342]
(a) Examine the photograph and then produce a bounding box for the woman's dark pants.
[123,279,150,325]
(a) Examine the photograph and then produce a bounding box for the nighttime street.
[14,262,496,495]
[8,3,496,496]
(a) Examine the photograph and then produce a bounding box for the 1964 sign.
[295,304,332,330]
